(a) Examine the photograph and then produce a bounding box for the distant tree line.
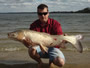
[0,7,90,14]
[75,7,90,13]
[50,7,90,13]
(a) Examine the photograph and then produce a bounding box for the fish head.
[8,30,25,41]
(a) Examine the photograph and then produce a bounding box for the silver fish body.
[8,30,83,53]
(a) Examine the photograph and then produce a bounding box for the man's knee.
[53,57,65,67]
[58,58,65,67]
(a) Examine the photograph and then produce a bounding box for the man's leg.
[28,47,43,68]
[48,47,65,67]
[49,57,65,67]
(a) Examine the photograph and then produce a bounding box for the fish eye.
[11,33,15,37]
[11,33,17,37]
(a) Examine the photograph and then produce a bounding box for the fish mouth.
[8,32,14,38]
[8,33,11,37]
[8,32,19,41]
[8,32,17,39]
[8,33,11,38]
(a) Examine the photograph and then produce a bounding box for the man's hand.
[22,37,32,48]
[63,33,68,44]
[60,33,68,49]
[60,40,67,49]
[23,37,37,48]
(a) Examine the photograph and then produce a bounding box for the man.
[23,4,65,68]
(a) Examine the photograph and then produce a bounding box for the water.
[0,13,90,52]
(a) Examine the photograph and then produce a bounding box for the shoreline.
[0,50,90,63]
[0,62,90,68]
[0,50,90,68]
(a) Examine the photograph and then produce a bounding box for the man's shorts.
[33,46,65,62]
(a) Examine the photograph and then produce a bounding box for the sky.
[0,0,90,12]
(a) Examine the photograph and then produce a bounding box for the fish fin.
[75,40,83,53]
[75,34,84,40]
[39,44,48,54]
[74,35,83,53]
[67,35,83,53]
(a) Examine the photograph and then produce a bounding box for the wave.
[0,47,27,52]
[63,47,89,52]
[0,46,89,52]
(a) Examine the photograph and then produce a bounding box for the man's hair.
[37,4,48,11]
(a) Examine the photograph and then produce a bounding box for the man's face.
[37,8,49,23]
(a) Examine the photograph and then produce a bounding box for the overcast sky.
[0,0,90,12]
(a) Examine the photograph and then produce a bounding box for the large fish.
[8,30,83,53]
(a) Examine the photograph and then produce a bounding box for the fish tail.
[76,40,83,53]
[75,35,83,53]
[64,35,83,53]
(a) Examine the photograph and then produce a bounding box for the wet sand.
[0,63,90,68]
[0,50,90,68]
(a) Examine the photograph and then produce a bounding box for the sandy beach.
[0,50,90,68]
